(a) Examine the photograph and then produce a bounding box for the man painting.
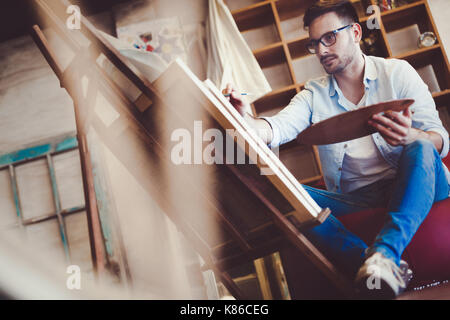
[224,0,450,298]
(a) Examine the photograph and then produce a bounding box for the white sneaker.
[355,252,413,299]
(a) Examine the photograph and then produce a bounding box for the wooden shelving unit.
[226,0,450,185]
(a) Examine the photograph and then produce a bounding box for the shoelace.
[400,260,414,283]
[368,253,407,288]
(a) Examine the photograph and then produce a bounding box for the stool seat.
[337,197,450,288]
[336,154,450,288]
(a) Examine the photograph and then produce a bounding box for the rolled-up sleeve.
[260,89,313,149]
[397,60,449,158]
[424,127,449,158]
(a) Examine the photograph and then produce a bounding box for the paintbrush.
[223,93,252,97]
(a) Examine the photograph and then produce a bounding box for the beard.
[320,50,354,75]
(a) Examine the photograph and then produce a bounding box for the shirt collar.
[329,54,378,97]
[363,54,378,85]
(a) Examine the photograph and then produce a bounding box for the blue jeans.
[301,139,450,278]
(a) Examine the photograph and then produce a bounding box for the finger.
[377,130,401,146]
[382,134,400,146]
[222,83,234,95]
[385,111,409,128]
[386,108,411,124]
[370,114,408,136]
[370,115,406,136]
[230,91,244,105]
[368,118,404,141]
[388,112,411,132]
[403,106,412,119]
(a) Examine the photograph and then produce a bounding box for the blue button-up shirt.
[262,54,450,194]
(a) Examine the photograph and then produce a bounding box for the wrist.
[407,128,428,145]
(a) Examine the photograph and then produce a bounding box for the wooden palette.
[297,99,415,145]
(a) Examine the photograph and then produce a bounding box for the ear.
[351,23,363,43]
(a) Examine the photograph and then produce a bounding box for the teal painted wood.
[8,165,24,226]
[88,135,115,258]
[46,155,62,214]
[0,144,51,167]
[21,205,87,226]
[1,135,84,264]
[61,205,86,215]
[47,154,71,262]
[55,136,78,153]
[88,134,132,284]
[86,133,131,283]
[0,136,78,168]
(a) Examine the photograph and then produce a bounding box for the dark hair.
[303,0,359,29]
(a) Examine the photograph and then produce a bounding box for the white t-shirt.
[340,91,397,193]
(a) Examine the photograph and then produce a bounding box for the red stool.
[336,154,450,288]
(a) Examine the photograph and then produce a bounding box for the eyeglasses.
[306,24,353,54]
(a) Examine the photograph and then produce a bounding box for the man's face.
[308,12,358,74]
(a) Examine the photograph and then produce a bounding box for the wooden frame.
[29,0,362,298]
[0,135,87,264]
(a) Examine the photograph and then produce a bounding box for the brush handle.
[223,93,251,97]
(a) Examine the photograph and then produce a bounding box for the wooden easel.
[30,0,355,299]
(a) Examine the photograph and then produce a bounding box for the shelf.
[439,112,450,134]
[254,40,286,68]
[243,24,281,52]
[396,45,449,91]
[381,2,433,34]
[280,140,321,182]
[260,83,298,99]
[287,35,310,60]
[278,141,322,182]
[433,89,450,108]
[252,41,283,58]
[292,56,325,85]
[275,0,315,22]
[437,106,450,134]
[263,64,294,92]
[299,175,323,185]
[232,1,274,32]
[275,0,372,29]
[279,15,308,41]
[226,0,268,12]
[360,20,391,58]
[394,44,440,61]
[254,43,294,91]
[253,85,297,116]
[379,1,425,19]
[351,0,375,21]
[274,0,379,23]
[286,36,327,84]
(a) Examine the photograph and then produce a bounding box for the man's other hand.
[368,107,416,146]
